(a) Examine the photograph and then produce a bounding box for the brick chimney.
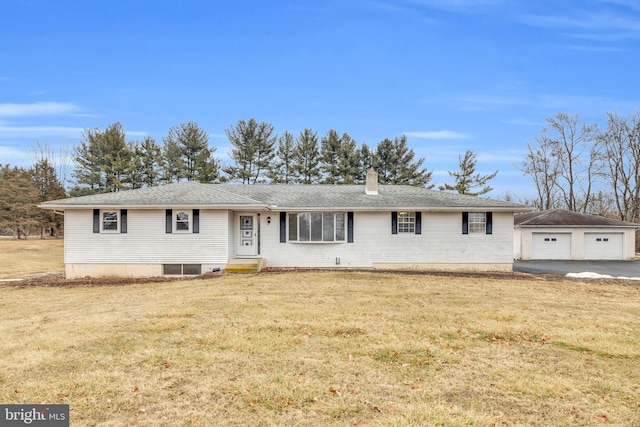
[365,169,378,195]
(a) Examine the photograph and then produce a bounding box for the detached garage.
[514,209,637,261]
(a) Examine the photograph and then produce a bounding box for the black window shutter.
[347,211,354,243]
[280,212,286,243]
[415,212,422,235]
[166,209,172,234]
[193,209,200,234]
[391,211,398,234]
[462,212,469,235]
[93,209,100,233]
[486,212,493,235]
[120,209,127,234]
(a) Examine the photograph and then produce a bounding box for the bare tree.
[30,139,73,189]
[597,112,640,222]
[548,113,599,212]
[522,113,599,212]
[521,138,561,210]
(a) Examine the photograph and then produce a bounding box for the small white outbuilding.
[514,209,637,261]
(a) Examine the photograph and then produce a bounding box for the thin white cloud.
[208,133,227,140]
[455,93,639,114]
[477,151,526,163]
[0,102,81,117]
[405,130,471,139]
[553,43,625,52]
[520,10,640,34]
[517,2,640,43]
[126,131,150,137]
[0,145,30,166]
[501,118,543,126]
[405,0,507,14]
[0,125,149,139]
[0,125,85,136]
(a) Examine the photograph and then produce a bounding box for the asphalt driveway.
[513,260,640,278]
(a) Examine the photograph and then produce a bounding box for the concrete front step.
[225,258,265,273]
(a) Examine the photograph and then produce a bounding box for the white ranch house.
[41,171,531,278]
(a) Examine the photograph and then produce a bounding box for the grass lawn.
[1,267,639,426]
[0,238,64,279]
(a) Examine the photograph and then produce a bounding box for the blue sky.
[1,0,639,197]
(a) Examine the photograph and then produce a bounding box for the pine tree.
[225,118,276,184]
[374,136,433,187]
[194,148,221,183]
[134,136,163,188]
[320,129,342,184]
[0,165,40,239]
[336,133,359,184]
[439,150,498,196]
[268,131,298,184]
[101,122,133,192]
[356,143,375,183]
[161,137,184,183]
[293,128,321,184]
[72,122,133,193]
[164,122,218,182]
[29,159,66,238]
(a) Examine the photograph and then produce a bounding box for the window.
[469,212,485,233]
[94,209,127,234]
[166,209,199,234]
[462,212,492,235]
[398,212,415,233]
[288,212,345,242]
[391,211,421,235]
[163,264,201,275]
[102,211,119,232]
[175,210,191,232]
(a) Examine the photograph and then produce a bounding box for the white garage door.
[532,233,572,259]
[584,233,624,260]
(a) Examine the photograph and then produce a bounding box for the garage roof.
[515,209,637,228]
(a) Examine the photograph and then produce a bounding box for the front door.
[237,214,257,256]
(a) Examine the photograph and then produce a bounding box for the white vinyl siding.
[261,211,513,267]
[64,209,229,264]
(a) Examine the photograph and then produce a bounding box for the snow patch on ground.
[566,272,640,281]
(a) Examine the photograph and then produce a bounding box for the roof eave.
[515,224,638,229]
[39,203,269,210]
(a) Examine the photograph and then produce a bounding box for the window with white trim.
[288,212,346,242]
[398,212,415,233]
[175,210,191,232]
[101,210,119,232]
[469,212,486,233]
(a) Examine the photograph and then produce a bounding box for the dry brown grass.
[0,238,64,279]
[1,269,639,426]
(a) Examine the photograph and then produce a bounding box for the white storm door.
[237,214,257,256]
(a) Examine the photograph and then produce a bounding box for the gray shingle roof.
[41,181,531,211]
[515,209,637,227]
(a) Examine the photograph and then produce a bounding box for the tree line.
[68,119,435,195]
[521,111,640,223]
[1,117,500,238]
